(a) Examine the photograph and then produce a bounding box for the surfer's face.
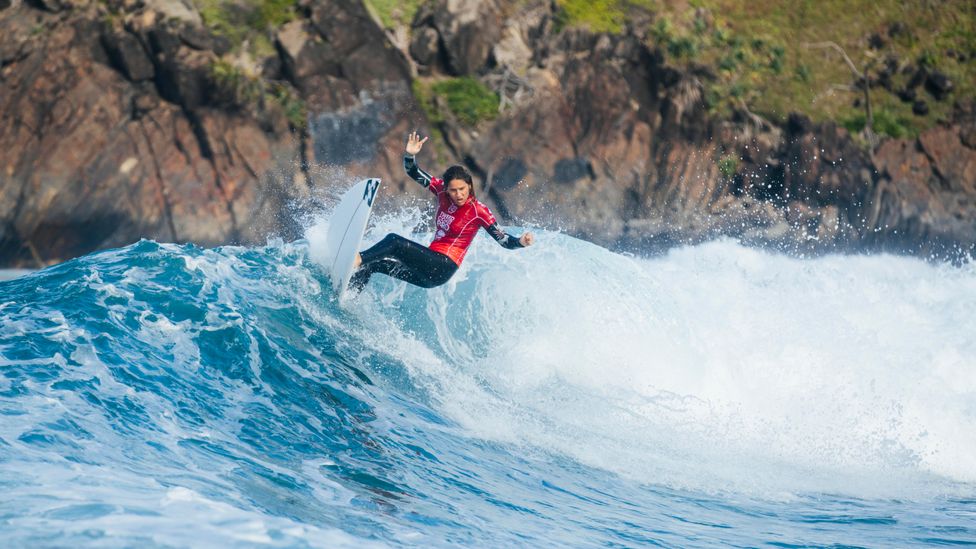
[446,179,471,206]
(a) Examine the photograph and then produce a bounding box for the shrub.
[840,110,913,139]
[431,77,499,126]
[269,84,307,131]
[718,155,738,178]
[211,60,261,106]
[668,35,699,58]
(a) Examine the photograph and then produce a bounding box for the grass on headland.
[555,0,976,137]
[363,0,424,30]
[192,0,307,132]
[433,77,500,127]
[555,0,632,34]
[415,77,500,127]
[192,0,298,57]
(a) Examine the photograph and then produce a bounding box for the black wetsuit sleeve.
[485,222,524,249]
[404,155,434,188]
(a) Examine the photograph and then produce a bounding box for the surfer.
[351,132,534,290]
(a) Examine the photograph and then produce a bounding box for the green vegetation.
[556,0,631,33]
[269,83,308,131]
[718,155,738,178]
[410,76,499,163]
[193,0,297,56]
[421,77,500,127]
[412,79,442,126]
[682,0,973,133]
[211,60,307,132]
[841,109,912,139]
[211,59,262,106]
[363,0,423,30]
[191,0,972,140]
[555,0,975,137]
[255,0,297,27]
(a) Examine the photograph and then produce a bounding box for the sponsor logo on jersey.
[436,211,455,230]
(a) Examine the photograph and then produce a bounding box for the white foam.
[0,269,33,281]
[338,227,976,497]
[0,463,379,548]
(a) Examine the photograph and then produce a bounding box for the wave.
[1,216,974,545]
[310,214,976,496]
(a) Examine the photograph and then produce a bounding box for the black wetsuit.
[350,155,523,291]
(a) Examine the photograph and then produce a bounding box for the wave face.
[2,223,975,547]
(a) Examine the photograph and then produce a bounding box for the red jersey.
[404,155,523,266]
[427,177,499,265]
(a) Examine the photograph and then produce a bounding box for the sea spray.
[348,229,976,496]
[0,231,973,546]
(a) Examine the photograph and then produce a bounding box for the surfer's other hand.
[520,233,535,247]
[405,131,428,156]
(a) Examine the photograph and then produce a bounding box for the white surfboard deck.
[324,178,380,300]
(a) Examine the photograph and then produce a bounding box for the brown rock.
[305,0,409,92]
[414,0,504,76]
[2,0,975,266]
[867,133,976,255]
[781,122,872,208]
[0,6,36,65]
[919,127,976,193]
[26,0,66,12]
[131,92,158,118]
[101,28,155,81]
[0,2,299,267]
[178,23,217,52]
[276,19,340,90]
[491,2,551,73]
[408,26,439,67]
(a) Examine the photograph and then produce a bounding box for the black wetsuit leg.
[350,233,458,291]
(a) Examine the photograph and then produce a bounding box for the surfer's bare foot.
[354,253,362,269]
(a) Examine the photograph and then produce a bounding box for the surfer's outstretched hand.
[406,131,428,156]
[520,233,535,247]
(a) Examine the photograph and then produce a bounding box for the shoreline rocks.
[0,0,973,268]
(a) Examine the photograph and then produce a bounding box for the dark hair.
[442,165,475,197]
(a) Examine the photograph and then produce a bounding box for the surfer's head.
[443,165,474,206]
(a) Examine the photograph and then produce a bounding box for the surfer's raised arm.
[403,132,434,189]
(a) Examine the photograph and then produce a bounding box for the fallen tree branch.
[804,41,877,148]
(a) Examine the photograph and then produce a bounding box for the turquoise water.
[1,226,975,547]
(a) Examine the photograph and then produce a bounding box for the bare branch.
[737,98,769,132]
[803,41,877,149]
[803,41,862,78]
[483,66,535,113]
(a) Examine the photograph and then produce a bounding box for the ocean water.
[1,215,975,547]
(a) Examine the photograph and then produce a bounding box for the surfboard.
[324,178,381,300]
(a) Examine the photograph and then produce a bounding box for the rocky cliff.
[1,0,973,268]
